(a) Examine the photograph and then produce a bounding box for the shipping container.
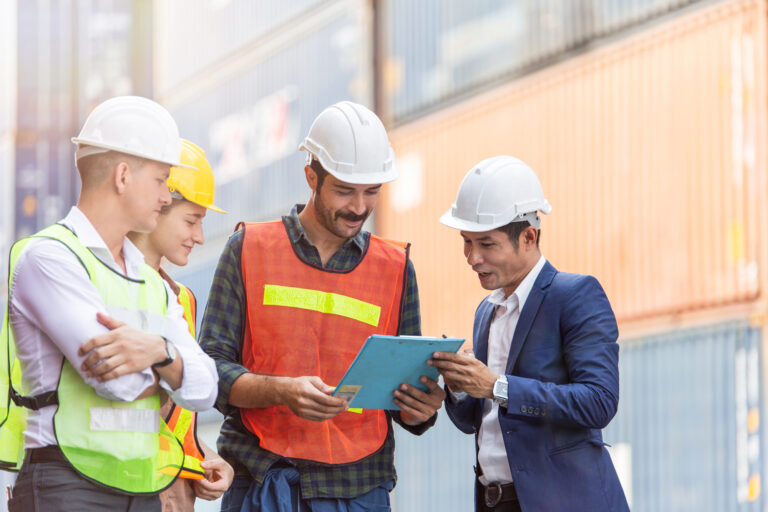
[154,0,327,95]
[603,321,763,511]
[13,1,76,238]
[378,0,707,123]
[390,412,475,511]
[377,0,768,341]
[160,0,373,312]
[0,0,16,138]
[0,139,13,283]
[74,0,154,112]
[0,0,17,279]
[9,0,153,239]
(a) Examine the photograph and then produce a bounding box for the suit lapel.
[505,261,557,374]
[474,300,494,364]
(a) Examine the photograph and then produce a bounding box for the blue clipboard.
[332,335,465,410]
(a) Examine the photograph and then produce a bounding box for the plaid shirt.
[199,205,435,499]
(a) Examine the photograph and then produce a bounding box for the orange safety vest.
[239,220,409,465]
[162,280,206,480]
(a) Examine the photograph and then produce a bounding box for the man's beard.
[314,194,371,239]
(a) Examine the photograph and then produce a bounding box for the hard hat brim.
[201,203,227,214]
[71,137,196,169]
[300,138,398,185]
[439,209,507,232]
[324,167,398,185]
[440,209,547,232]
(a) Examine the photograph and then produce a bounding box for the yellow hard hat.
[168,140,226,213]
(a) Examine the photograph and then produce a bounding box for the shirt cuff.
[447,388,469,405]
[158,341,218,411]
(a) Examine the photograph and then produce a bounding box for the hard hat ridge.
[299,101,398,185]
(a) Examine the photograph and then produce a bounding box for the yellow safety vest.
[0,224,184,494]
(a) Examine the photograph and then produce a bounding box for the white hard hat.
[72,96,189,168]
[440,156,551,232]
[299,101,398,184]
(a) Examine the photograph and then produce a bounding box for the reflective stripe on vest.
[239,220,408,464]
[263,284,381,326]
[165,283,205,479]
[0,224,184,493]
[165,403,205,479]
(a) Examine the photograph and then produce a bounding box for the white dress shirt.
[9,206,218,448]
[476,255,546,485]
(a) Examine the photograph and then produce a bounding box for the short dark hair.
[496,221,541,249]
[309,158,329,189]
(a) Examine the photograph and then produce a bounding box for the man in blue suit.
[430,156,629,512]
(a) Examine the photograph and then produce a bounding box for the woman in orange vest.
[129,139,232,511]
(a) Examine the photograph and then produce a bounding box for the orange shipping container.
[377,0,768,341]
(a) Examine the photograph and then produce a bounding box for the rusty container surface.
[377,0,768,341]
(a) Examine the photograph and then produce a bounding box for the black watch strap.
[152,337,175,368]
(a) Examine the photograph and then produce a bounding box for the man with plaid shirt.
[200,102,445,511]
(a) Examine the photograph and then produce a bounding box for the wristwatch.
[152,337,177,368]
[492,377,508,408]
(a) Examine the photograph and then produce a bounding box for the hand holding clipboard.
[332,335,464,410]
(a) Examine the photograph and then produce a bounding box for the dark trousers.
[9,453,160,512]
[480,500,523,512]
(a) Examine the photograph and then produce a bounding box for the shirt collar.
[59,206,147,277]
[486,255,547,311]
[284,204,367,253]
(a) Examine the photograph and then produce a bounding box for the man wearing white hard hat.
[1,96,218,511]
[199,101,445,511]
[430,157,629,512]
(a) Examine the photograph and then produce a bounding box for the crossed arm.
[12,239,216,409]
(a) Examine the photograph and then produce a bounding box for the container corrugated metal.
[73,0,152,118]
[379,0,706,122]
[603,321,763,511]
[377,0,767,340]
[390,412,475,511]
[154,0,326,94]
[162,0,373,308]
[12,0,147,239]
[0,0,17,277]
[0,140,14,285]
[0,0,16,136]
[14,1,77,238]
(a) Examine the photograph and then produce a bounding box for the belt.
[483,481,518,508]
[27,446,68,464]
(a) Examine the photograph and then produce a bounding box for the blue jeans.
[221,467,392,512]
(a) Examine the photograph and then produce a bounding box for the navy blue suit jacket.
[446,261,629,511]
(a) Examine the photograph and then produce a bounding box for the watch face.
[493,378,507,401]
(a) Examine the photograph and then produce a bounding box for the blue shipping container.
[604,321,763,511]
